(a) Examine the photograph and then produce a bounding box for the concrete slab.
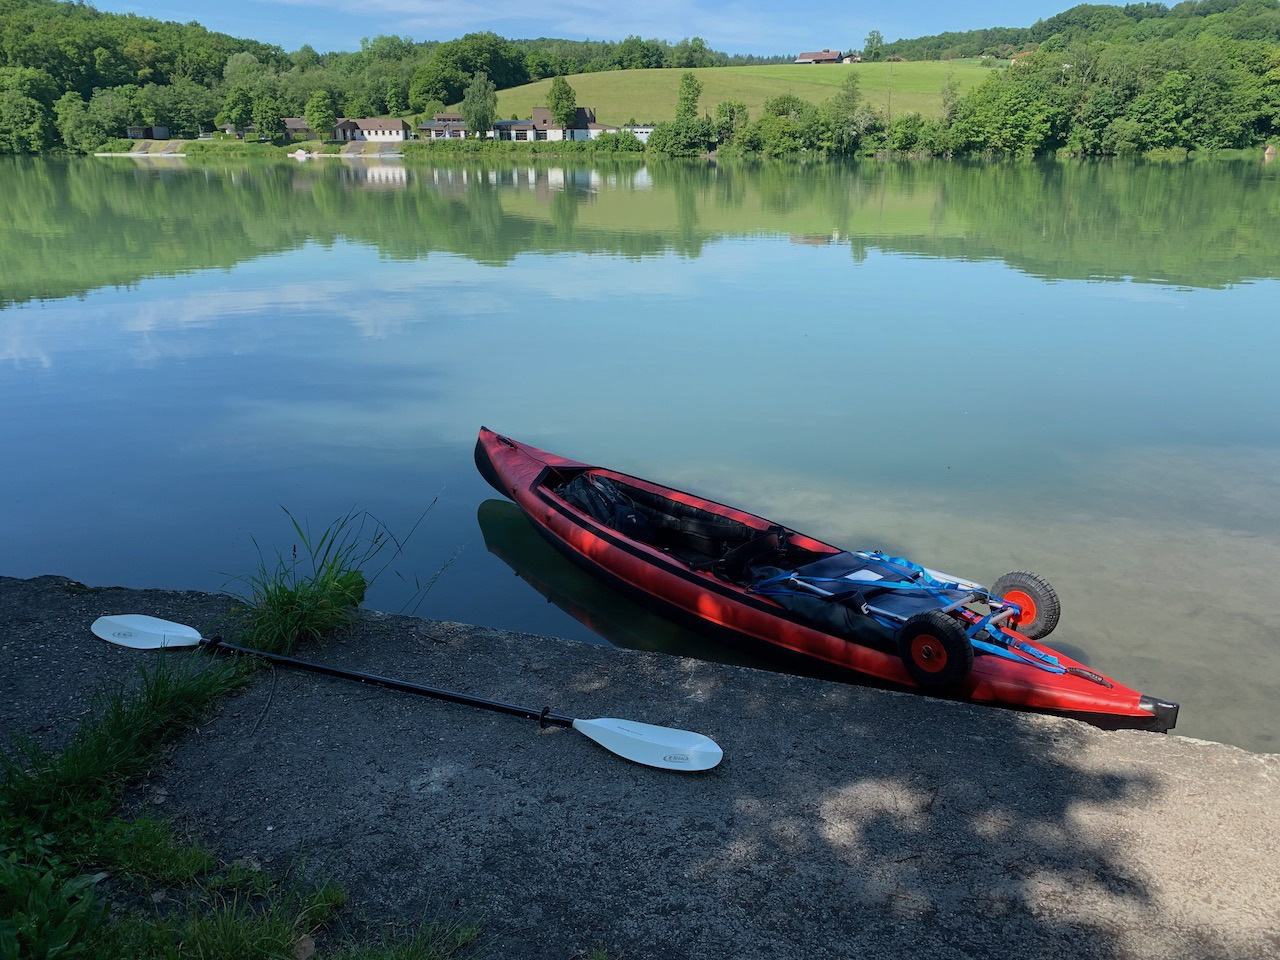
[3,576,1276,959]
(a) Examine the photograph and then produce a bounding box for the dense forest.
[0,0,1277,156]
[877,0,1280,59]
[0,0,786,152]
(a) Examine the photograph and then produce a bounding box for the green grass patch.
[0,506,471,958]
[492,61,992,126]
[1,629,471,959]
[181,139,287,157]
[230,504,451,653]
[233,509,370,655]
[1,660,246,860]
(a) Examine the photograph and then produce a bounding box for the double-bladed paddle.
[90,614,722,772]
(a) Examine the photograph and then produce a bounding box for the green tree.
[251,92,285,141]
[0,68,58,109]
[648,71,713,156]
[548,75,577,137]
[864,30,885,62]
[714,99,748,143]
[220,84,254,133]
[460,71,497,138]
[409,60,467,109]
[304,89,336,140]
[822,71,880,153]
[676,70,702,124]
[0,90,50,153]
[223,52,264,85]
[385,79,407,115]
[54,91,97,151]
[144,77,218,138]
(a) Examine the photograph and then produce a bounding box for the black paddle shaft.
[202,637,576,729]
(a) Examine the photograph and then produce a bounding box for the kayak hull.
[475,427,1178,732]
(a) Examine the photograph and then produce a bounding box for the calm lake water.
[2,155,1277,752]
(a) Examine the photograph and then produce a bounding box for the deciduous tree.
[548,75,577,136]
[460,71,497,137]
[304,89,336,140]
[864,30,884,62]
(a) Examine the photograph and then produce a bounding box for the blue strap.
[967,614,1064,673]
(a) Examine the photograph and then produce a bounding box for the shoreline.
[3,573,1276,958]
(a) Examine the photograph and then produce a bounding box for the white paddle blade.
[91,614,204,650]
[572,718,723,771]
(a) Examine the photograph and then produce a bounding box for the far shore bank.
[3,573,1276,959]
[88,137,1278,164]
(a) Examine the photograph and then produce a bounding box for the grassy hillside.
[491,62,994,126]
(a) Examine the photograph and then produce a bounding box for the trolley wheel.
[897,610,974,690]
[991,570,1061,640]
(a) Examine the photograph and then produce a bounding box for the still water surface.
[2,156,1277,751]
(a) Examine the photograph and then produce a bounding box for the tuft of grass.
[234,508,373,654]
[96,882,347,960]
[1,659,245,860]
[232,503,453,654]
[333,920,481,960]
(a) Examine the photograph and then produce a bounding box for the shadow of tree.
[475,498,1163,959]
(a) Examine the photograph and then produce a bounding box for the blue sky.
[90,1,1075,55]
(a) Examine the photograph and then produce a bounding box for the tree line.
[878,0,1280,60]
[0,0,787,153]
[648,28,1278,158]
[1,0,1277,157]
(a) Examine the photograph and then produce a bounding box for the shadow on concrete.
[470,498,1162,958]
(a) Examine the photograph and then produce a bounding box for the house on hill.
[794,50,843,64]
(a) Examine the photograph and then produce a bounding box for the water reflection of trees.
[2,155,1277,307]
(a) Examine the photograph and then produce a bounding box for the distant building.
[283,118,319,140]
[333,118,411,142]
[621,124,655,144]
[529,106,617,141]
[493,119,537,141]
[418,112,470,139]
[794,50,843,64]
[126,125,170,139]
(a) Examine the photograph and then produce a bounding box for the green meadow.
[492,62,995,126]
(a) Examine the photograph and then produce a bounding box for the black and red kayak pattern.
[475,427,1178,732]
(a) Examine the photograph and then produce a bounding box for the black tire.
[991,570,1061,640]
[897,610,974,690]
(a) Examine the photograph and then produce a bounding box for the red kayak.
[475,427,1179,732]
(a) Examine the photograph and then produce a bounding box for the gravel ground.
[2,574,1277,960]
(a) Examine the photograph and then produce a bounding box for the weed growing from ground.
[232,503,453,653]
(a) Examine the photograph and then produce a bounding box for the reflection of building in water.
[423,165,610,199]
[359,162,409,187]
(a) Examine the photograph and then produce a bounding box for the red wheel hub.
[910,634,948,673]
[1005,589,1037,626]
